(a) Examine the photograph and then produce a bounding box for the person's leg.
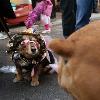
[41,14,51,33]
[60,0,76,37]
[93,0,98,13]
[0,17,8,39]
[51,0,56,19]
[31,0,37,8]
[76,0,93,30]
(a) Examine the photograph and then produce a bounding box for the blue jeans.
[76,0,93,30]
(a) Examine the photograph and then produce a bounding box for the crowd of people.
[60,0,99,38]
[0,0,99,39]
[28,0,99,38]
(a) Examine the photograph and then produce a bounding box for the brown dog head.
[49,21,100,100]
[7,32,47,67]
[7,34,33,58]
[7,33,45,58]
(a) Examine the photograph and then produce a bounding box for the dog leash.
[0,17,12,41]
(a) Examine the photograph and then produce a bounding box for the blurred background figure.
[51,0,56,18]
[93,0,99,13]
[76,0,93,30]
[60,0,76,38]
[31,0,37,8]
[25,0,53,33]
[31,0,56,18]
[0,0,15,39]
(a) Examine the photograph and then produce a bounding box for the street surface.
[0,12,100,100]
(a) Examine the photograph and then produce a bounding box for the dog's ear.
[48,39,74,57]
[48,39,64,54]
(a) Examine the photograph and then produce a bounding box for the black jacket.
[0,0,16,32]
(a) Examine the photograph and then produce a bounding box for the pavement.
[0,12,100,100]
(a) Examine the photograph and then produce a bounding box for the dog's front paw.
[13,78,19,83]
[31,81,39,86]
[13,78,22,83]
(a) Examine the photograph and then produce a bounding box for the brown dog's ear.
[48,39,64,53]
[49,39,73,57]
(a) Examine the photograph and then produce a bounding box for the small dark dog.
[7,32,56,86]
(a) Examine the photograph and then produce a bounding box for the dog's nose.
[31,48,36,53]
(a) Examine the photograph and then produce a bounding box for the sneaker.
[42,29,51,34]
[0,33,7,39]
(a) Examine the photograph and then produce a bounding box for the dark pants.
[93,0,98,11]
[60,0,76,37]
[60,0,93,37]
[51,0,56,19]
[31,0,37,8]
[0,17,9,32]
